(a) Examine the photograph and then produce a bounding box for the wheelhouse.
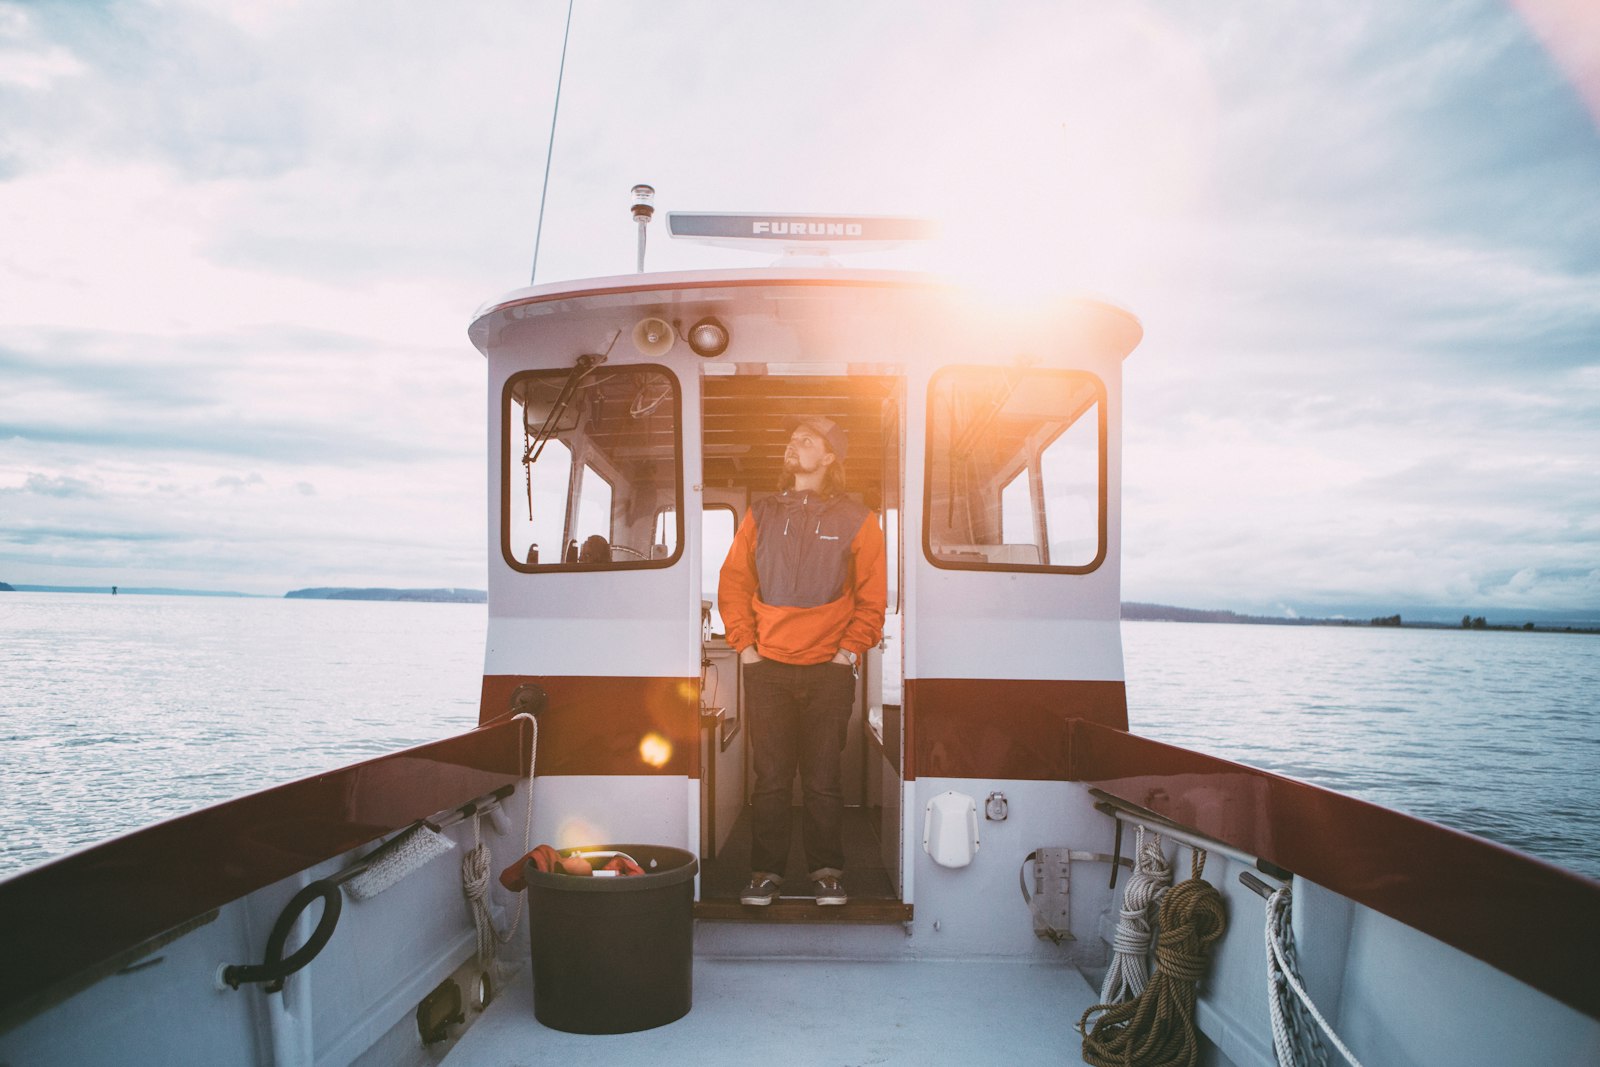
[469,269,1141,924]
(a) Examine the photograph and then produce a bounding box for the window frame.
[500,363,686,574]
[921,365,1108,575]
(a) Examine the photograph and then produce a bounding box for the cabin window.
[503,365,683,570]
[924,366,1106,573]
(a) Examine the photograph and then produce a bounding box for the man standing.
[718,416,887,906]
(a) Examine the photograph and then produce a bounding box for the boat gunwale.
[6,713,1595,1029]
[0,717,532,1029]
[1070,718,1600,1021]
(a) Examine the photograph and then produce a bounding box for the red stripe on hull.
[904,678,1127,780]
[479,675,700,778]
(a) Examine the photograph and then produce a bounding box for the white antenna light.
[631,184,655,273]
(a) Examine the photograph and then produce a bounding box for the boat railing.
[1066,718,1600,1021]
[0,715,533,1031]
[1091,788,1291,892]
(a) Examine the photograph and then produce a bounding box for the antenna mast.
[631,184,655,272]
[529,0,576,285]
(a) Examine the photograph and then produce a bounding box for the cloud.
[0,0,1596,609]
[0,526,181,545]
[13,473,99,498]
[0,325,478,467]
[0,33,84,92]
[1122,350,1600,613]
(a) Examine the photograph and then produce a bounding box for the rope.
[459,713,538,968]
[1080,848,1227,1067]
[1266,886,1363,1067]
[462,819,497,967]
[1099,826,1174,1004]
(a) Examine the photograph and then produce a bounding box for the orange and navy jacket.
[718,489,887,666]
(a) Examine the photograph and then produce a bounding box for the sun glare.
[902,7,1216,307]
[638,732,673,769]
[555,817,604,850]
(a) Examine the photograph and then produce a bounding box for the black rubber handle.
[222,879,343,992]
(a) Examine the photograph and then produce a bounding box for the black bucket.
[524,843,698,1034]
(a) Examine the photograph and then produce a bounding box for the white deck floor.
[448,955,1101,1065]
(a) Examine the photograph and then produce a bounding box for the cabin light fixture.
[686,317,729,358]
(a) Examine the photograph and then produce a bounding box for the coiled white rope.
[462,823,498,967]
[1266,885,1363,1067]
[1099,825,1174,1004]
[461,714,538,967]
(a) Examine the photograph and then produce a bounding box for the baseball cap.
[788,415,848,460]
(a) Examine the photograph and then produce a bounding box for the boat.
[2,204,1597,1066]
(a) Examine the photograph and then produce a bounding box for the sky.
[1,0,1597,620]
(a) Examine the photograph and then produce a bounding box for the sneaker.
[813,875,847,906]
[740,874,780,906]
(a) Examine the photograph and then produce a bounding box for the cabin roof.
[468,268,1142,357]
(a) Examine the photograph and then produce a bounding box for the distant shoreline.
[284,587,487,603]
[2,583,1592,630]
[1,584,263,598]
[0,583,484,604]
[1121,602,1600,635]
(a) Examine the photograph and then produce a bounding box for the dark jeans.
[743,658,856,879]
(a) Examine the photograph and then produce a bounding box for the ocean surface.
[2,592,1597,880]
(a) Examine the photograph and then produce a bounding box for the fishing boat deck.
[446,955,1100,1064]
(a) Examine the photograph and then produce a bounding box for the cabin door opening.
[696,372,904,907]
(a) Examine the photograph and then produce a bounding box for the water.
[0,593,484,876]
[1124,621,1600,879]
[2,594,1596,879]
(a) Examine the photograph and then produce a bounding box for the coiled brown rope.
[1080,848,1228,1067]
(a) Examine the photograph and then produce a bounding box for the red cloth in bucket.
[499,845,644,890]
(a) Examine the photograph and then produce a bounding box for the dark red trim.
[904,678,1127,780]
[1068,719,1600,1021]
[480,675,700,778]
[0,720,531,1023]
